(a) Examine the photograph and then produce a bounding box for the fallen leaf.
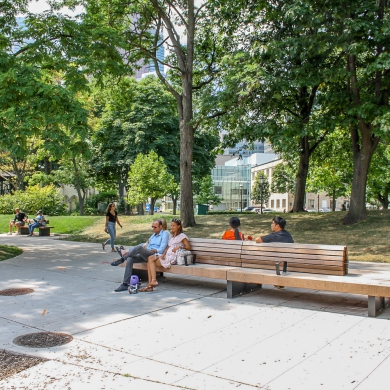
[42,310,47,316]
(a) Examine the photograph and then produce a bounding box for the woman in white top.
[140,218,190,292]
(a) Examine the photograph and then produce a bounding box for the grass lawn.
[0,215,102,235]
[59,210,390,263]
[0,245,23,261]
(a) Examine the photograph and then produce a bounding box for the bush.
[207,211,253,215]
[0,184,66,215]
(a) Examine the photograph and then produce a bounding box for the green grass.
[0,245,23,261]
[0,215,102,235]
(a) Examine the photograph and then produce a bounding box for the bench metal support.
[227,281,262,298]
[368,296,390,317]
[39,228,51,237]
[275,261,288,275]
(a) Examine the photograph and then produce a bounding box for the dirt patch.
[0,349,47,381]
[0,288,34,296]
[13,332,73,348]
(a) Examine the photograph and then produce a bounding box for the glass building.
[211,165,251,211]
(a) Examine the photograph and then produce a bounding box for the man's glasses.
[172,218,181,224]
[151,226,158,229]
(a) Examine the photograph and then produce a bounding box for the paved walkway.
[0,235,390,390]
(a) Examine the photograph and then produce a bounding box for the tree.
[127,151,174,215]
[82,0,220,226]
[91,76,180,208]
[271,163,296,196]
[367,143,390,210]
[336,1,390,224]
[194,175,222,206]
[165,178,180,215]
[204,0,342,212]
[251,171,271,212]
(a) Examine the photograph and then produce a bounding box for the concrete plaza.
[0,235,389,390]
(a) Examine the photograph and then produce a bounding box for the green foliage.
[194,175,223,206]
[367,143,390,209]
[271,163,296,195]
[251,172,271,206]
[0,184,66,215]
[127,151,173,207]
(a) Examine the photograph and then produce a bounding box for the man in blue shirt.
[113,219,169,292]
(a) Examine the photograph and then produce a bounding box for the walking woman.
[140,218,190,292]
[102,203,122,252]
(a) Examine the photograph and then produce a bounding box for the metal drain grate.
[0,288,34,296]
[13,332,73,348]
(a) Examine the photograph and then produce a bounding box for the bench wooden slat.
[194,250,242,259]
[241,256,344,266]
[242,242,347,251]
[241,263,345,275]
[242,246,345,257]
[241,252,345,262]
[133,262,236,280]
[227,268,390,296]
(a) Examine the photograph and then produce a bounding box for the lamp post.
[260,176,264,214]
[240,183,243,213]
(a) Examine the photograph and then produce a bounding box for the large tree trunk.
[149,198,156,215]
[342,125,379,224]
[292,136,310,212]
[376,192,389,209]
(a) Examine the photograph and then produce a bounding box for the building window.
[308,199,315,208]
[214,186,222,194]
[276,199,280,208]
[282,199,286,208]
[271,199,274,208]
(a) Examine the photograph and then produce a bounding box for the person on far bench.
[255,216,294,290]
[27,210,46,236]
[113,219,169,292]
[8,208,27,235]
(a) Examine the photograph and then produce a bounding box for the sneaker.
[7,232,12,235]
[111,258,125,266]
[16,232,21,235]
[114,284,129,292]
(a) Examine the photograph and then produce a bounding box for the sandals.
[102,243,106,251]
[115,246,125,256]
[140,286,154,292]
[149,281,158,287]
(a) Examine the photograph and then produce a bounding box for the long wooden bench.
[131,238,390,317]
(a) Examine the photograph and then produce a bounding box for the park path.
[0,234,389,390]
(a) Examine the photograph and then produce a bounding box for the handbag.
[176,248,193,266]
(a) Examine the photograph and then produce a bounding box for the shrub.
[0,184,66,215]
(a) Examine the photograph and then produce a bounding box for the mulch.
[13,332,73,348]
[0,288,34,296]
[0,349,47,381]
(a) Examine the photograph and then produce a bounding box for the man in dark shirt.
[255,216,293,290]
[255,216,294,243]
[8,208,27,235]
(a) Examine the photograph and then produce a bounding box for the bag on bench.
[176,249,193,266]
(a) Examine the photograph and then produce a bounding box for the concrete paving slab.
[1,360,178,390]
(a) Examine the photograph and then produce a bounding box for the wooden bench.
[38,226,54,236]
[131,238,390,317]
[20,223,54,236]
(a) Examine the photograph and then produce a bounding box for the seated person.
[115,218,167,258]
[222,217,244,240]
[28,210,46,236]
[141,218,190,292]
[113,219,169,292]
[255,216,294,290]
[8,208,27,235]
[255,216,294,243]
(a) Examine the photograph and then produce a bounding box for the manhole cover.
[13,332,73,348]
[0,288,34,296]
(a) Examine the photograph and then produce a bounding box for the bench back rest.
[241,242,348,276]
[188,238,243,267]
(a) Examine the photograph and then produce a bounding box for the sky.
[27,0,83,15]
